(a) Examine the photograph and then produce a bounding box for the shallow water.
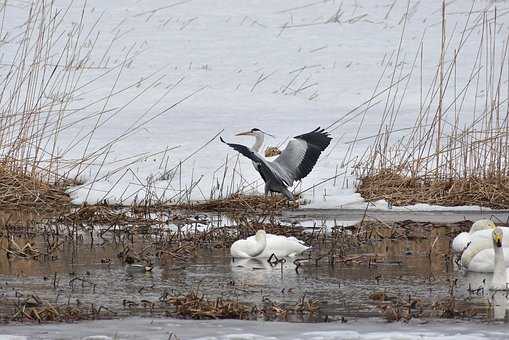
[1,210,507,324]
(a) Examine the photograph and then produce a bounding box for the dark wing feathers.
[294,127,332,151]
[220,137,282,186]
[220,137,257,163]
[221,127,331,188]
[291,127,332,181]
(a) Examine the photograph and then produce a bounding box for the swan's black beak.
[495,234,503,247]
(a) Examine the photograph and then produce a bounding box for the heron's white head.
[255,229,266,241]
[493,227,504,248]
[471,219,496,233]
[235,128,274,138]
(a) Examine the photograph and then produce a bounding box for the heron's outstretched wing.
[220,137,287,186]
[273,127,332,185]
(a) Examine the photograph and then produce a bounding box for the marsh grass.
[355,4,509,209]
[0,0,199,210]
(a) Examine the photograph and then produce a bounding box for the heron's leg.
[264,183,270,197]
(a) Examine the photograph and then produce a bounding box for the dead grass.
[358,170,509,209]
[161,290,321,321]
[176,193,299,213]
[371,290,478,322]
[162,290,254,320]
[3,294,116,323]
[354,6,509,209]
[0,164,71,210]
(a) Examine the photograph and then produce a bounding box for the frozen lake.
[1,317,509,340]
[4,0,507,207]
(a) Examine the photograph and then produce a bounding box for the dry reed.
[355,5,509,209]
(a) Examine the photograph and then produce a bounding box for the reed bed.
[162,291,321,322]
[358,170,509,209]
[0,0,192,210]
[0,1,100,209]
[352,5,509,209]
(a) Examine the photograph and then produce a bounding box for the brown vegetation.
[358,170,509,209]
[0,164,71,210]
[354,6,509,209]
[177,193,299,212]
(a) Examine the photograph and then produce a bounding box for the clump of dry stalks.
[371,289,478,322]
[162,290,254,320]
[0,164,71,210]
[354,6,509,209]
[177,193,299,213]
[2,293,116,323]
[160,290,321,321]
[358,170,509,209]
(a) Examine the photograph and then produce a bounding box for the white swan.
[489,228,509,290]
[230,230,310,258]
[230,230,267,258]
[461,227,509,272]
[452,219,495,252]
[253,233,310,258]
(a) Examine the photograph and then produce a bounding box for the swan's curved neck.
[251,233,267,257]
[492,245,507,289]
[252,133,264,153]
[461,241,488,268]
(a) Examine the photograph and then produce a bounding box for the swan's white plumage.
[230,230,309,258]
[451,232,471,252]
[452,219,495,252]
[247,233,309,258]
[461,227,509,272]
[464,248,509,272]
[489,228,509,290]
[468,227,509,245]
[230,230,267,258]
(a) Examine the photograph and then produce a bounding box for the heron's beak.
[262,131,275,138]
[235,131,253,136]
[495,234,502,247]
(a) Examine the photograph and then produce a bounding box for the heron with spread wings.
[220,127,332,200]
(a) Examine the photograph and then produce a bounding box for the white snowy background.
[3,0,508,208]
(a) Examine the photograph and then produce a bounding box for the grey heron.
[220,127,332,200]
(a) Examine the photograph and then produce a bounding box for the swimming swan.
[230,230,310,258]
[490,228,509,290]
[461,227,509,272]
[452,219,495,252]
[230,230,267,258]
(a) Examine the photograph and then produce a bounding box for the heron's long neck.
[492,245,507,289]
[252,134,264,153]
